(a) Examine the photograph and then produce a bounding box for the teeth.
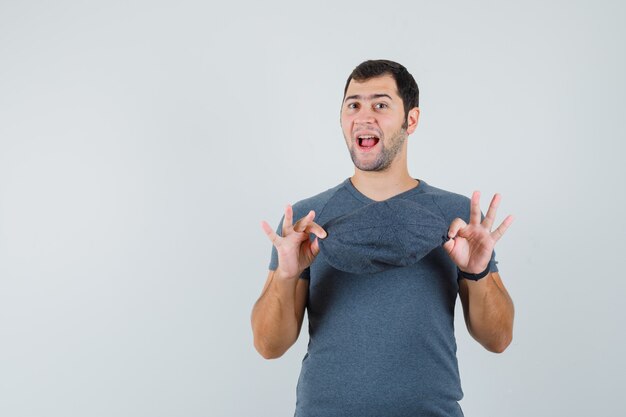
[358,135,376,139]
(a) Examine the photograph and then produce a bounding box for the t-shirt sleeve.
[267,215,311,280]
[488,248,499,273]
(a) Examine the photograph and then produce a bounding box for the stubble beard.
[347,126,408,172]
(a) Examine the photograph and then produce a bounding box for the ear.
[406,107,420,135]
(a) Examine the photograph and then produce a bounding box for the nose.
[354,107,376,125]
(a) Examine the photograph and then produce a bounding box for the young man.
[251,60,514,417]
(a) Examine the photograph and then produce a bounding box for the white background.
[1,1,624,416]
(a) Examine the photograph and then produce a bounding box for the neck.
[350,159,418,201]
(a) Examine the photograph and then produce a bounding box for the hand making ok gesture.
[261,205,327,280]
[443,191,514,274]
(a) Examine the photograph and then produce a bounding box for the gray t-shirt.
[269,178,498,417]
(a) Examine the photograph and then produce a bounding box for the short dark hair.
[343,59,419,121]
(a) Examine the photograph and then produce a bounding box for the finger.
[469,191,482,225]
[282,204,294,235]
[483,193,501,229]
[442,236,455,254]
[311,237,320,257]
[261,220,280,245]
[293,210,315,233]
[491,214,514,242]
[304,222,327,239]
[447,217,467,239]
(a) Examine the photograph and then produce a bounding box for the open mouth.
[357,134,380,150]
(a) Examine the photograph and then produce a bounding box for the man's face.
[340,74,416,172]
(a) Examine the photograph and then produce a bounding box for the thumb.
[456,225,472,239]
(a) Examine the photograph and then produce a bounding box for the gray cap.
[318,198,449,274]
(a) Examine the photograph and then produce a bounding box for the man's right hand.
[261,205,327,280]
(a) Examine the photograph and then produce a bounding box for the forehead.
[345,74,400,99]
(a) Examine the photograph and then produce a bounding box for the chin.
[353,160,391,172]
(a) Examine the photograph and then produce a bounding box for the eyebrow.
[344,93,393,102]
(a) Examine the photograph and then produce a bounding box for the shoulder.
[290,180,347,220]
[419,181,471,223]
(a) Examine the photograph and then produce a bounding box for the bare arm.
[458,272,514,353]
[251,205,326,359]
[251,270,308,359]
[443,191,515,353]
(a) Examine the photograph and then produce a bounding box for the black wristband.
[457,265,490,281]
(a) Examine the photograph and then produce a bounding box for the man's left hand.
[443,191,514,274]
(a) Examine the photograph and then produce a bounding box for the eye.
[374,102,388,110]
[346,102,358,110]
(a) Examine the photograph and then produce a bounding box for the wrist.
[274,267,301,282]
